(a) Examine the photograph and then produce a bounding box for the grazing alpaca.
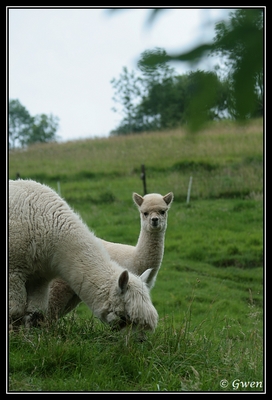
[48,192,173,320]
[9,180,158,331]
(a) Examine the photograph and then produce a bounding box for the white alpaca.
[102,192,174,286]
[9,180,158,331]
[48,192,173,319]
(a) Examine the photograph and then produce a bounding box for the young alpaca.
[47,192,173,319]
[9,180,158,332]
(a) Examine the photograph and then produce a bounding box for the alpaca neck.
[58,233,112,313]
[134,226,165,275]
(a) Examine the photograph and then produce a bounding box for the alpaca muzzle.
[150,216,162,230]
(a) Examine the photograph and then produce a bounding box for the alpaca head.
[99,268,158,331]
[133,192,174,233]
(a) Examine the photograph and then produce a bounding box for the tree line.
[9,99,59,148]
[110,8,263,135]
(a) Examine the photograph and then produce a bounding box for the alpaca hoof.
[24,311,45,328]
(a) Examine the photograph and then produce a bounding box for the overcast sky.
[8,7,232,141]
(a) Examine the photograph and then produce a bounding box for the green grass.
[8,119,264,392]
[9,119,263,201]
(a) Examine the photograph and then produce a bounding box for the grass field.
[8,119,264,392]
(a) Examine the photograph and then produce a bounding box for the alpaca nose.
[152,217,158,223]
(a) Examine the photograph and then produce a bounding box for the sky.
[8,7,232,142]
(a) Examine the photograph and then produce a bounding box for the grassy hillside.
[9,119,263,201]
[8,119,264,392]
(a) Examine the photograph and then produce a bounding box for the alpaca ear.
[140,268,157,289]
[118,270,129,294]
[163,192,174,206]
[133,192,144,207]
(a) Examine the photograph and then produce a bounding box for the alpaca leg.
[48,279,81,320]
[9,273,27,328]
[23,278,50,327]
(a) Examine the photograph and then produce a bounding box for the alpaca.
[9,180,158,331]
[47,192,173,319]
[102,192,174,286]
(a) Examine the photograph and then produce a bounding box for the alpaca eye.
[143,212,148,217]
[160,210,165,215]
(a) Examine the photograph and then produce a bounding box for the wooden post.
[57,181,61,196]
[186,176,193,204]
[140,164,147,195]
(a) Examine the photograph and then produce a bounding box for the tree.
[137,48,181,130]
[111,49,180,134]
[111,53,229,134]
[110,67,143,134]
[110,9,264,136]
[137,48,175,85]
[9,99,59,148]
[213,9,263,119]
[9,99,33,148]
[129,8,264,131]
[182,70,227,130]
[138,69,228,131]
[27,114,59,145]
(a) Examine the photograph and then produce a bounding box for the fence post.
[140,164,147,195]
[186,176,193,204]
[57,181,61,196]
